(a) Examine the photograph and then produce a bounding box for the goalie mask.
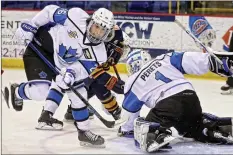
[198,29,216,47]
[86,8,115,44]
[126,49,152,75]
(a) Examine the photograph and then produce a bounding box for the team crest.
[222,26,233,51]
[191,19,208,36]
[39,71,47,79]
[68,30,78,39]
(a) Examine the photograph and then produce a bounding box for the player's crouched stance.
[118,49,233,152]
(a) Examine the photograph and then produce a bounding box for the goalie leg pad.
[134,117,175,152]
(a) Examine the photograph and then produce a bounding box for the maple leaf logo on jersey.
[58,44,78,63]
[191,19,208,36]
[222,26,233,51]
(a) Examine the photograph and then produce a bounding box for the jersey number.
[155,71,172,83]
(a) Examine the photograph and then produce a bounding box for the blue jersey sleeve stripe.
[53,8,68,25]
[170,52,186,74]
[122,91,144,113]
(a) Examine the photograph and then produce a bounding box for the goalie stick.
[174,19,233,77]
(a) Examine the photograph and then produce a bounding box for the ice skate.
[75,122,105,148]
[36,110,63,130]
[203,128,233,144]
[110,106,122,120]
[146,130,176,152]
[10,83,23,111]
[221,84,233,95]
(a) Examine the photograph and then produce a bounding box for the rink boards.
[2,10,233,80]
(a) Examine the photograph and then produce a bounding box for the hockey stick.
[175,19,223,64]
[113,65,121,81]
[175,19,233,76]
[28,42,115,128]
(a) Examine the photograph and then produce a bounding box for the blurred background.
[1,1,233,77]
[1,1,233,15]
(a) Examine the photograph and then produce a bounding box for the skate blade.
[147,136,176,153]
[35,122,63,131]
[221,90,233,95]
[80,141,106,148]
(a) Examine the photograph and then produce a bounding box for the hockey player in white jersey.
[11,5,126,147]
[118,49,233,152]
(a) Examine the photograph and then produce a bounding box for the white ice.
[1,69,233,154]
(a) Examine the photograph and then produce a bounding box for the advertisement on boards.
[1,10,233,59]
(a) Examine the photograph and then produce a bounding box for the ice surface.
[1,69,233,154]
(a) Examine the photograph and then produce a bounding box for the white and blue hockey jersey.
[121,52,210,131]
[30,5,107,81]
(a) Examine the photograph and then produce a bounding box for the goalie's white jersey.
[121,52,210,131]
[32,5,107,81]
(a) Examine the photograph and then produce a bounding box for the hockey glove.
[14,19,38,46]
[83,67,105,90]
[99,62,110,71]
[56,68,76,89]
[84,67,125,94]
[208,50,233,77]
[118,126,134,138]
[107,46,124,65]
[103,75,125,94]
[111,79,125,94]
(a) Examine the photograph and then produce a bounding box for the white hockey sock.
[43,81,64,114]
[44,100,59,114]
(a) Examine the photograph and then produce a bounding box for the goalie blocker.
[207,47,233,77]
